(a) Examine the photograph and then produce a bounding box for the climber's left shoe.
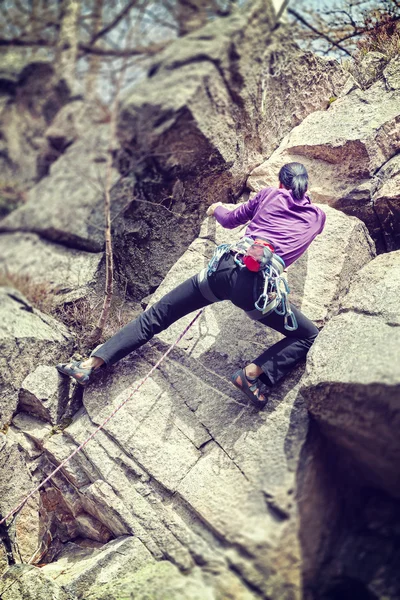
[56,361,94,387]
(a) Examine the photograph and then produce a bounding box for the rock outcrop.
[0,233,103,304]
[0,287,72,428]
[0,564,72,600]
[372,154,400,251]
[0,57,75,192]
[0,206,375,599]
[299,250,400,599]
[0,433,42,566]
[248,57,400,252]
[301,250,400,498]
[0,124,120,253]
[1,4,399,597]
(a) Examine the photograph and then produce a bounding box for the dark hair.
[278,162,308,200]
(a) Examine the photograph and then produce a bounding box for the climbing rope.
[0,308,205,528]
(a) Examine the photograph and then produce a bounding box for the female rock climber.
[57,162,326,408]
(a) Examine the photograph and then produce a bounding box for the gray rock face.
[0,538,255,600]
[0,126,120,252]
[372,155,400,251]
[38,356,309,598]
[287,205,375,326]
[301,250,400,498]
[0,434,41,565]
[248,60,400,251]
[37,100,97,176]
[354,51,389,88]
[0,287,72,428]
[83,560,250,600]
[0,233,103,304]
[4,207,370,598]
[0,23,396,600]
[41,537,154,598]
[19,366,65,424]
[258,29,347,150]
[384,56,400,90]
[0,60,72,191]
[119,9,345,192]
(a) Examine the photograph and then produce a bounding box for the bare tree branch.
[0,37,53,47]
[288,7,353,56]
[0,36,169,57]
[88,0,140,46]
[78,40,170,56]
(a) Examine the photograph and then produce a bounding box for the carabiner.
[284,310,298,331]
[280,276,290,294]
[274,286,286,315]
[207,244,231,276]
[233,252,245,268]
[255,294,268,311]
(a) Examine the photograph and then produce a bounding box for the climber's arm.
[207,191,264,229]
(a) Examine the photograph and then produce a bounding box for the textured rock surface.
[6,411,115,564]
[248,60,400,251]
[0,233,103,304]
[37,100,108,177]
[287,206,375,326]
[0,287,72,428]
[82,560,254,600]
[353,51,389,88]
[37,352,309,598]
[384,55,400,91]
[0,125,120,252]
[0,60,73,191]
[312,488,400,600]
[301,251,400,498]
[19,365,65,424]
[42,537,154,598]
[372,154,400,251]
[0,564,72,600]
[0,207,370,598]
[1,17,398,600]
[1,543,256,600]
[0,434,41,564]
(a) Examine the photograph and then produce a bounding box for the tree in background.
[1,1,398,81]
[54,0,80,86]
[0,0,241,97]
[288,0,400,60]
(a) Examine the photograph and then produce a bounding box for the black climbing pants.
[92,254,319,387]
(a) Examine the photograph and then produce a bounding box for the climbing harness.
[207,237,298,331]
[232,237,275,272]
[0,309,205,529]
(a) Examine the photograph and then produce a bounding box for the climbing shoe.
[56,360,94,387]
[231,368,267,408]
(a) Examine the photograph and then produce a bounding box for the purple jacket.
[213,187,326,267]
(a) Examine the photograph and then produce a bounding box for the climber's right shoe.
[231,368,267,409]
[56,360,94,387]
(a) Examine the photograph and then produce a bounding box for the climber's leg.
[250,305,319,387]
[57,275,213,385]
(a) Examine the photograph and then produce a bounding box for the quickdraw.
[207,243,231,275]
[207,237,298,331]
